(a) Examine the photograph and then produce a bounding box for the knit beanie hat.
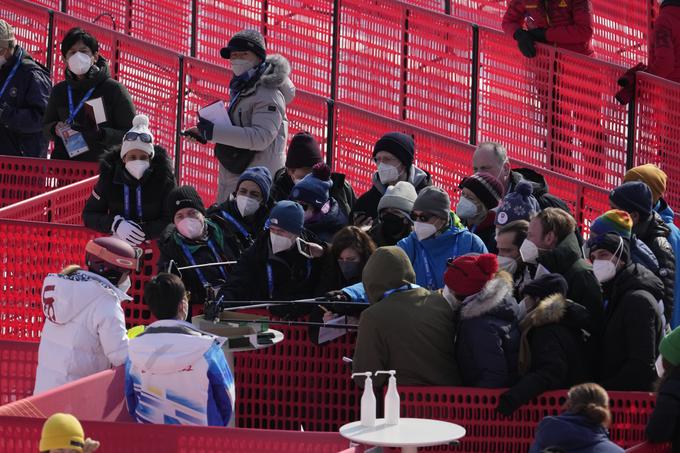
[586,232,630,264]
[121,114,155,159]
[590,210,633,239]
[660,327,680,366]
[495,180,541,226]
[609,181,653,216]
[624,164,667,204]
[237,166,272,200]
[166,185,206,219]
[413,186,450,220]
[459,172,505,211]
[373,132,415,169]
[220,29,267,61]
[39,413,85,453]
[285,132,323,169]
[444,253,498,297]
[290,163,333,210]
[0,19,15,47]
[269,200,305,236]
[378,181,418,218]
[522,273,568,301]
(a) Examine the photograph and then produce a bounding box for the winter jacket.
[0,46,51,157]
[207,194,272,258]
[631,235,660,273]
[646,366,680,449]
[157,220,238,310]
[648,1,680,83]
[500,294,590,414]
[456,272,520,388]
[502,0,595,56]
[82,146,176,240]
[34,270,130,394]
[353,165,432,220]
[537,232,603,335]
[125,319,234,426]
[398,214,487,290]
[636,211,676,322]
[657,199,680,328]
[352,247,461,388]
[508,168,572,213]
[303,197,349,243]
[467,212,497,254]
[530,412,624,453]
[212,55,295,190]
[600,263,665,391]
[44,56,135,162]
[271,168,357,217]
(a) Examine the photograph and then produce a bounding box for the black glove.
[71,122,104,143]
[513,29,537,58]
[325,290,350,302]
[197,115,214,141]
[528,28,547,43]
[496,392,518,417]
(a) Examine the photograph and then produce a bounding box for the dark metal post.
[469,24,479,145]
[329,0,341,101]
[46,11,54,73]
[261,0,269,36]
[61,0,67,13]
[174,55,186,184]
[625,92,637,171]
[325,99,335,168]
[190,0,198,57]
[444,0,451,15]
[401,8,409,122]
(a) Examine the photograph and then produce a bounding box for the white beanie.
[378,181,417,216]
[121,114,154,159]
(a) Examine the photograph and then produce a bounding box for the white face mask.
[118,275,131,293]
[176,217,204,240]
[592,259,617,283]
[236,195,260,217]
[68,51,93,75]
[231,59,255,76]
[377,163,400,184]
[271,232,294,254]
[414,221,437,241]
[519,239,540,264]
[656,355,666,378]
[517,296,529,319]
[125,160,150,180]
[292,177,303,185]
[456,196,479,220]
[497,255,518,274]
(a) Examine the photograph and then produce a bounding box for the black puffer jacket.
[600,263,665,391]
[43,56,135,162]
[646,366,680,450]
[207,194,272,259]
[82,146,176,239]
[636,211,676,322]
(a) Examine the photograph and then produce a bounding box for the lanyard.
[220,210,250,240]
[383,283,420,299]
[0,48,23,101]
[67,85,96,124]
[180,240,228,287]
[123,185,143,220]
[266,259,312,299]
[417,242,437,290]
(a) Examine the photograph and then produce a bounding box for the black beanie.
[522,273,568,301]
[373,132,415,168]
[285,132,323,169]
[166,185,206,219]
[586,232,631,264]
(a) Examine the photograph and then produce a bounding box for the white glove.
[112,215,145,246]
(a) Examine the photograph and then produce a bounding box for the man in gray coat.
[190,29,295,202]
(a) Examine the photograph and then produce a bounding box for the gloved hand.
[197,115,215,141]
[112,215,146,246]
[71,122,104,143]
[528,28,547,43]
[325,290,350,302]
[514,29,537,58]
[496,392,518,417]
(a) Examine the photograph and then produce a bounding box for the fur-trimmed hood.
[520,293,590,331]
[241,54,295,104]
[460,271,518,321]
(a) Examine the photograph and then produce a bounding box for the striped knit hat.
[590,209,633,239]
[459,172,504,211]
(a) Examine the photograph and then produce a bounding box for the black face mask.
[338,260,363,282]
[380,212,411,239]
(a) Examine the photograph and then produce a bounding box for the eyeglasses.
[410,212,434,222]
[124,132,153,143]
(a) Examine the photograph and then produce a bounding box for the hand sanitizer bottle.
[351,372,376,427]
[376,370,399,425]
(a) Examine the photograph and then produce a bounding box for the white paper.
[199,100,231,126]
[318,315,348,344]
[85,97,107,124]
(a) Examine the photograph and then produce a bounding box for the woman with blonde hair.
[530,383,623,453]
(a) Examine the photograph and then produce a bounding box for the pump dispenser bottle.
[351,372,376,427]
[376,370,399,425]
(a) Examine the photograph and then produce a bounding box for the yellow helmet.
[39,413,85,453]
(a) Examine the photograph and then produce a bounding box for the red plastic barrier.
[5,0,51,67]
[0,341,39,405]
[626,442,673,453]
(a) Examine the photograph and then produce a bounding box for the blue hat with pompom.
[495,180,541,226]
[290,163,333,210]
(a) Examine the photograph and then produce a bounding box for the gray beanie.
[413,186,451,220]
[378,181,417,217]
[0,20,15,47]
[220,29,266,61]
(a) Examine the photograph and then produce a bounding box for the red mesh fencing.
[0,341,38,405]
[5,0,51,67]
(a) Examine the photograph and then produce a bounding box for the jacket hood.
[522,294,590,331]
[611,263,665,302]
[535,413,613,450]
[460,271,518,320]
[538,232,582,274]
[3,46,50,77]
[241,54,295,104]
[510,168,549,197]
[371,165,431,195]
[66,55,110,89]
[656,198,675,224]
[101,145,174,184]
[129,320,224,374]
[363,246,417,304]
[41,270,131,325]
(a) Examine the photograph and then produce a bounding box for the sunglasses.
[124,132,153,143]
[410,212,434,222]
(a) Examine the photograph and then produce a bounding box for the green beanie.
[660,327,680,366]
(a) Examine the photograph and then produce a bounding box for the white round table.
[340,418,466,453]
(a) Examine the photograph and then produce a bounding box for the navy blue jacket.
[530,412,623,453]
[0,46,51,157]
[302,197,348,243]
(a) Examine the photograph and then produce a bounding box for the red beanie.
[444,253,498,297]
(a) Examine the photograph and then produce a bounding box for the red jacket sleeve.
[545,0,594,45]
[502,0,526,38]
[648,14,675,79]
